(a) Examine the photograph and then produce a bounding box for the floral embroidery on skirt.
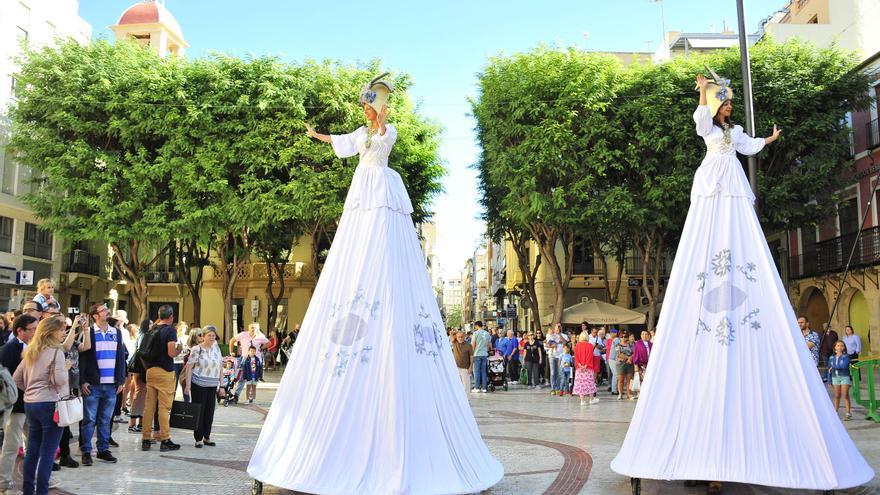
[573,366,596,396]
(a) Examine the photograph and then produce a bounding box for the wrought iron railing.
[625,256,671,277]
[62,249,100,276]
[788,225,880,279]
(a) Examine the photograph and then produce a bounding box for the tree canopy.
[10,40,445,327]
[473,39,871,329]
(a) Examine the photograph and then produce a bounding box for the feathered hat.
[697,65,734,117]
[359,72,394,113]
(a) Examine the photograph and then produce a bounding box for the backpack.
[137,324,166,368]
[0,366,18,412]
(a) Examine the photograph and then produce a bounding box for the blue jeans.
[81,383,117,453]
[549,356,561,391]
[473,356,488,390]
[23,402,62,495]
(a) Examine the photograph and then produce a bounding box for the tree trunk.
[527,224,572,325]
[610,251,625,305]
[510,229,542,331]
[592,237,613,303]
[636,229,664,331]
[265,258,288,331]
[175,239,209,327]
[215,230,250,342]
[110,240,169,324]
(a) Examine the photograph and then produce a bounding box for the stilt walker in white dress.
[247,74,504,495]
[611,69,875,493]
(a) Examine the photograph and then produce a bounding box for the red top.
[268,336,279,352]
[574,341,596,370]
[606,337,615,362]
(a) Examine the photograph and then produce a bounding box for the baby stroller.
[219,356,240,407]
[487,352,507,392]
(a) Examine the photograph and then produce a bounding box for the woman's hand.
[304,123,332,143]
[696,74,709,91]
[765,124,782,145]
[377,104,388,125]
[305,123,317,139]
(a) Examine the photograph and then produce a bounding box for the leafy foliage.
[474,39,871,328]
[9,41,444,327]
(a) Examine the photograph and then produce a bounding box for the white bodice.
[691,106,765,200]
[330,125,414,214]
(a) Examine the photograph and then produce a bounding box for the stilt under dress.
[610,106,874,490]
[247,124,504,495]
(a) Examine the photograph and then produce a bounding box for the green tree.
[166,55,308,339]
[10,40,186,321]
[613,40,870,328]
[472,47,624,324]
[445,305,463,329]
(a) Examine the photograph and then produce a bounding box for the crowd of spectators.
[0,278,299,495]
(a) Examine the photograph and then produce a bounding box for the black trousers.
[59,426,72,457]
[507,359,521,383]
[526,361,541,386]
[190,384,218,442]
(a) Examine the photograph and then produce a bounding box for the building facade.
[0,0,91,311]
[764,0,880,354]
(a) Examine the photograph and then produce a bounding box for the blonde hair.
[22,317,65,366]
[37,278,55,292]
[187,327,203,348]
[578,331,589,342]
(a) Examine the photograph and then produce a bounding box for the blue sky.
[80,0,785,278]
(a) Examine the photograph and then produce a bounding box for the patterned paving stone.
[31,373,880,495]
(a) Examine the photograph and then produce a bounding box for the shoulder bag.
[50,348,83,427]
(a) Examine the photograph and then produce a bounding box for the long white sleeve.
[733,125,765,156]
[330,127,364,159]
[693,105,714,137]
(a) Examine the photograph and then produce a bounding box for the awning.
[543,299,646,325]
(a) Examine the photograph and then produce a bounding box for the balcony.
[573,259,598,275]
[625,256,671,277]
[144,271,179,283]
[789,225,880,279]
[867,118,880,151]
[63,249,100,276]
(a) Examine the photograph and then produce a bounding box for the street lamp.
[735,0,759,197]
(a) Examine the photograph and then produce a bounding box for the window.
[838,197,860,237]
[16,163,33,195]
[571,235,596,274]
[1,148,16,194]
[23,222,52,260]
[0,217,12,253]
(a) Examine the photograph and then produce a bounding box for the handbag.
[49,348,83,427]
[169,400,202,430]
[630,370,641,392]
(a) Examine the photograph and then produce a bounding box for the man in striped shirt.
[78,303,127,465]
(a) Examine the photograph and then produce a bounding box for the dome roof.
[117,1,184,40]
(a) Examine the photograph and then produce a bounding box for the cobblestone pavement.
[32,369,880,495]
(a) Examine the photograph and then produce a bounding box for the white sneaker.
[471,388,479,393]
[481,389,488,393]
[590,397,600,404]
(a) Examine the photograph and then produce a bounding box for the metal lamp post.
[736,0,759,196]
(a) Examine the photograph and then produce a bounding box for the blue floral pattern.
[696,248,763,346]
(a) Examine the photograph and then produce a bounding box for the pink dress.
[572,342,597,397]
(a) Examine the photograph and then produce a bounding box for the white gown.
[247,124,504,494]
[610,106,875,490]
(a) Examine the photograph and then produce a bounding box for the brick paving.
[25,370,879,495]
